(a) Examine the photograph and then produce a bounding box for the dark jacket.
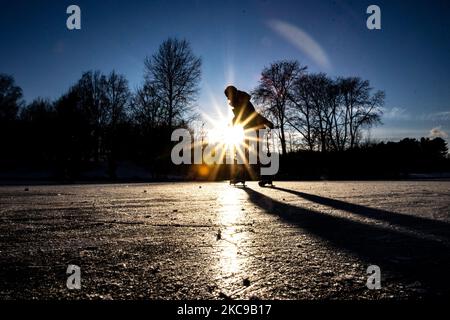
[225,87,274,130]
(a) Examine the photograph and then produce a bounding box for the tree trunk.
[280,124,287,155]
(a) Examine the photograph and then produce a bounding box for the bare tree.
[0,74,23,122]
[252,60,306,155]
[301,73,332,152]
[287,74,317,151]
[322,77,344,152]
[338,77,384,148]
[102,71,130,177]
[20,98,56,160]
[102,70,130,129]
[131,83,164,130]
[70,70,131,171]
[74,70,106,162]
[288,74,384,152]
[144,38,201,129]
[20,98,54,122]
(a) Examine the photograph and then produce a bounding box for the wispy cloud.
[383,108,450,122]
[267,20,331,70]
[421,111,450,121]
[383,107,411,120]
[429,126,448,139]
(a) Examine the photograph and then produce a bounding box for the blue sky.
[1,0,449,142]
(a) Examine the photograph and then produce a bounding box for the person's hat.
[224,85,237,98]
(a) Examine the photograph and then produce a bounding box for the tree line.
[0,38,201,180]
[252,60,384,155]
[0,37,448,180]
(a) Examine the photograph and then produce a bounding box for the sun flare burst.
[208,123,245,149]
[193,89,267,181]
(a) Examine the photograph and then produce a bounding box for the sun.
[222,125,245,148]
[208,123,245,149]
[203,105,246,150]
[225,125,245,147]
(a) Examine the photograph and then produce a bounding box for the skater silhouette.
[224,86,274,186]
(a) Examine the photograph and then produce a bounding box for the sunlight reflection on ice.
[216,186,248,278]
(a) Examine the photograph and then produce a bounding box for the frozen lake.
[0,181,449,299]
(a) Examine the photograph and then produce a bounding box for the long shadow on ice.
[272,186,450,241]
[243,187,450,298]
